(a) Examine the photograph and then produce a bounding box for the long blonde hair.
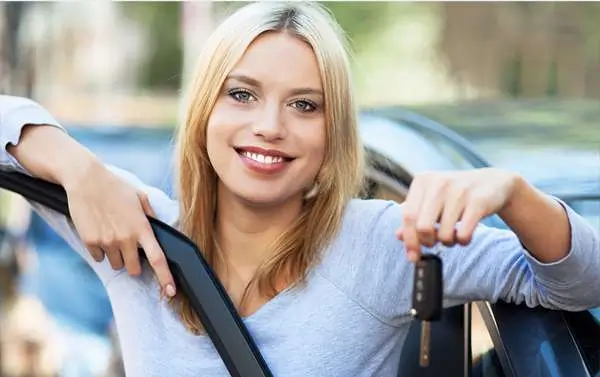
[173,1,365,334]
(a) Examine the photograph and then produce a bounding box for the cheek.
[206,107,235,171]
[312,120,327,156]
[300,122,327,174]
[206,100,242,151]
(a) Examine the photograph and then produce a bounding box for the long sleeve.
[439,198,600,310]
[317,198,600,327]
[0,95,66,172]
[0,95,179,284]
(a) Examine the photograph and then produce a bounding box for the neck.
[215,182,303,278]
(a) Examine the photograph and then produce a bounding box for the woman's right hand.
[63,159,176,298]
[6,121,176,297]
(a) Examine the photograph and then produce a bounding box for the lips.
[235,146,295,174]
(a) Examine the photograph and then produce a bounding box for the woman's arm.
[326,197,599,327]
[0,95,177,297]
[316,168,599,327]
[7,122,102,189]
[498,175,571,263]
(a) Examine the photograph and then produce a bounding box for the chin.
[233,188,297,208]
[239,192,286,207]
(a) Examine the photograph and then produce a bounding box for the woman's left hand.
[396,168,520,262]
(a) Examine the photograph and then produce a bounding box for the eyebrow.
[226,73,323,97]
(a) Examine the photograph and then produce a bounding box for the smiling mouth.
[234,148,295,164]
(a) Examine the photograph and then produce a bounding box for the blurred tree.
[321,2,394,49]
[1,2,33,96]
[212,1,393,51]
[118,1,393,91]
[120,2,183,91]
[439,2,600,99]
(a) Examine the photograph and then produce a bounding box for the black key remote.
[410,253,443,367]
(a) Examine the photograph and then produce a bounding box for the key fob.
[411,254,443,321]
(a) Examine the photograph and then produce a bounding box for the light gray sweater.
[1,96,599,377]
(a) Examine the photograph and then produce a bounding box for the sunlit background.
[1,2,599,377]
[3,2,600,130]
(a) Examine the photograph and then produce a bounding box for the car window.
[375,111,486,171]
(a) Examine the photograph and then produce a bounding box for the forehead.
[230,32,323,90]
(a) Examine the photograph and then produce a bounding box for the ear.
[303,182,319,200]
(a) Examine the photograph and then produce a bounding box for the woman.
[1,2,599,376]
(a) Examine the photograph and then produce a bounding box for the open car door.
[0,170,273,377]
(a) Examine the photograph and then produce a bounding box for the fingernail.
[165,284,176,297]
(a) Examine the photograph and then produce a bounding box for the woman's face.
[206,32,326,207]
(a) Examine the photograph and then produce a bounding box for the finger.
[415,185,446,248]
[139,231,176,298]
[121,238,142,277]
[438,186,467,246]
[457,203,485,245]
[139,193,156,218]
[87,246,105,262]
[105,246,125,270]
[402,179,427,261]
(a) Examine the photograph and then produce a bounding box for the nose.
[252,104,286,141]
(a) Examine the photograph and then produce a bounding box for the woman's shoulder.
[320,198,405,270]
[341,198,401,233]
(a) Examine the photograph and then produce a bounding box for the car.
[1,108,598,377]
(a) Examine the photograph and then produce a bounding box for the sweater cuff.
[1,103,65,172]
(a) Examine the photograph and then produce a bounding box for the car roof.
[357,113,459,174]
[371,104,600,197]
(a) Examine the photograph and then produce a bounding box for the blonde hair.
[174,1,365,334]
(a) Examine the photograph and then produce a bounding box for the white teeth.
[242,151,284,164]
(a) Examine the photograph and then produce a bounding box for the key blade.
[419,321,431,367]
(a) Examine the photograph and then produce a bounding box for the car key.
[410,253,443,367]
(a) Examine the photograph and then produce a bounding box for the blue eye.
[228,89,256,103]
[290,99,317,112]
